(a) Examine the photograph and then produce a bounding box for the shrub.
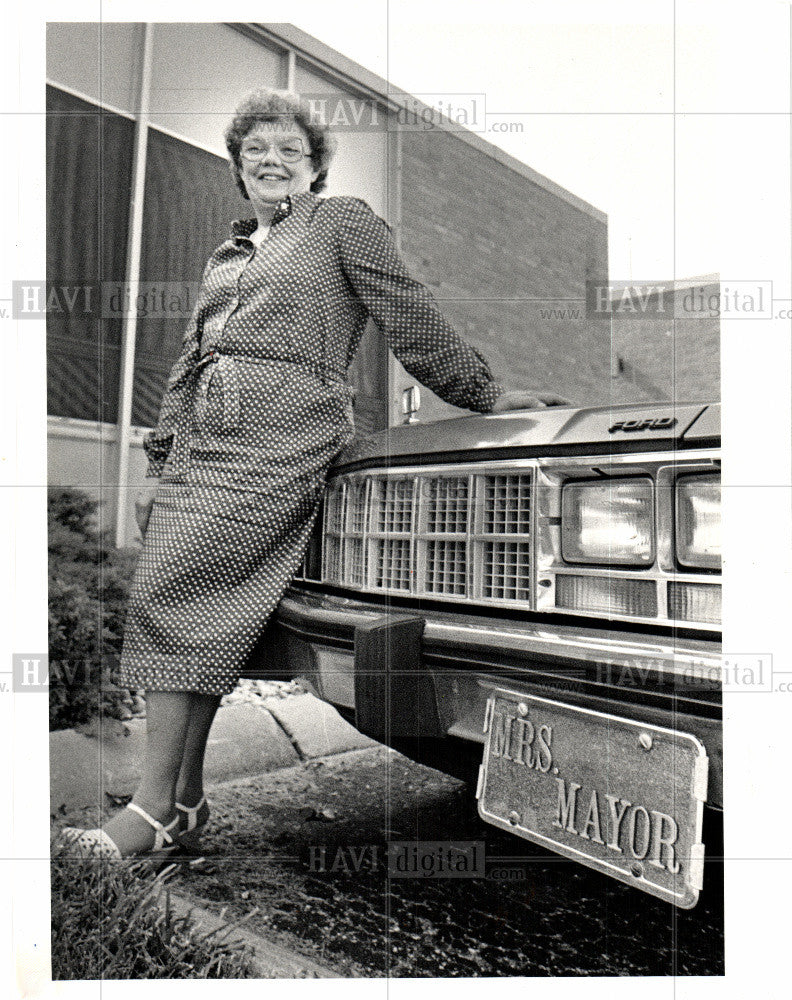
[48,488,140,730]
[50,847,258,979]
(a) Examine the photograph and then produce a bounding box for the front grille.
[321,470,533,606]
[426,476,468,533]
[324,535,343,582]
[484,474,531,534]
[375,537,412,590]
[347,479,367,533]
[425,538,467,595]
[376,477,414,533]
[345,536,366,587]
[310,455,721,629]
[483,540,531,601]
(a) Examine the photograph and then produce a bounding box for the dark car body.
[251,400,722,908]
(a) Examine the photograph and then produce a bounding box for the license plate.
[476,690,708,908]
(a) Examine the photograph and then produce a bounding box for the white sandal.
[175,795,209,851]
[59,802,180,859]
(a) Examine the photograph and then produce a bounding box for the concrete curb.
[264,692,376,759]
[50,694,375,815]
[163,889,347,978]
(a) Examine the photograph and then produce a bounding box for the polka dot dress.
[118,191,503,695]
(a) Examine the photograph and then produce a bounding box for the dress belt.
[168,350,347,481]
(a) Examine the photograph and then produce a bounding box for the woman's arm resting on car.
[337,198,571,415]
[490,389,571,412]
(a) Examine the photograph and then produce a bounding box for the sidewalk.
[50,690,376,814]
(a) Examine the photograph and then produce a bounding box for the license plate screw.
[638,732,653,751]
[508,811,520,826]
[517,702,528,717]
[631,862,644,878]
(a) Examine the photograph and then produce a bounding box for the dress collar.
[230,190,319,241]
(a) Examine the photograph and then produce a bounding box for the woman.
[61,88,567,859]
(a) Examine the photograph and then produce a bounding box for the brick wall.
[394,128,613,421]
[609,282,720,403]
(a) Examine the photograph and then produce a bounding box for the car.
[253,398,722,909]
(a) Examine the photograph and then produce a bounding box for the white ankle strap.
[175,796,206,832]
[176,795,206,812]
[175,795,206,812]
[127,802,176,846]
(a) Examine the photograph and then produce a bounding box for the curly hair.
[224,88,336,197]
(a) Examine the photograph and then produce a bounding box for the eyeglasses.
[239,138,310,164]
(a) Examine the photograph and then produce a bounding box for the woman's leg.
[175,693,222,807]
[101,690,192,855]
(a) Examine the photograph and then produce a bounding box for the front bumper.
[248,585,723,809]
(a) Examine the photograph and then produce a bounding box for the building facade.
[608,276,720,402]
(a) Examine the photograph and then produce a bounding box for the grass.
[50,841,260,979]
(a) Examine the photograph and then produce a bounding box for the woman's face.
[239,119,319,206]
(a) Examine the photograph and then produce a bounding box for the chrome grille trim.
[424,538,468,595]
[482,539,531,602]
[426,476,469,534]
[375,537,412,590]
[483,474,531,534]
[310,451,721,630]
[320,465,535,609]
[375,477,414,534]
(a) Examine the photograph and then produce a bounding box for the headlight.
[561,478,654,566]
[675,474,721,570]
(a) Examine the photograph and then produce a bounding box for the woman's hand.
[135,482,159,536]
[490,389,572,413]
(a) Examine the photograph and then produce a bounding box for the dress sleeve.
[142,265,208,477]
[337,197,503,413]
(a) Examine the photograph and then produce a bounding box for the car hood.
[334,400,720,470]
